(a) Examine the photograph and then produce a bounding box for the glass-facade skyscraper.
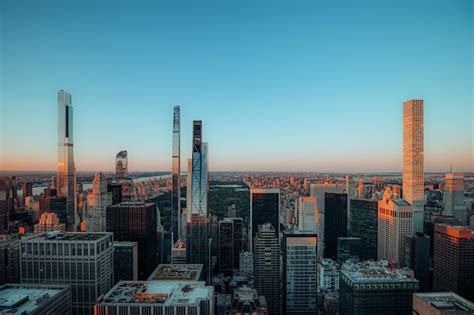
[349,198,378,260]
[57,90,76,231]
[171,105,181,242]
[250,188,280,250]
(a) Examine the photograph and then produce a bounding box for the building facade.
[297,196,318,233]
[337,237,363,264]
[444,172,466,224]
[349,199,378,260]
[113,241,138,284]
[171,105,181,243]
[86,172,112,232]
[115,150,128,181]
[324,192,348,260]
[0,237,20,285]
[250,188,280,250]
[34,212,66,233]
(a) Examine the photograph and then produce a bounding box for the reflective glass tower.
[57,90,76,231]
[171,105,181,242]
[115,150,128,181]
[186,121,209,280]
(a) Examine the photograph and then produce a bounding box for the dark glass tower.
[250,188,280,249]
[349,199,378,260]
[171,105,181,243]
[106,202,157,280]
[324,192,347,260]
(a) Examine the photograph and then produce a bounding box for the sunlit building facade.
[86,172,112,232]
[171,105,181,242]
[297,196,318,233]
[444,172,466,224]
[403,99,424,233]
[57,90,76,231]
[34,212,65,233]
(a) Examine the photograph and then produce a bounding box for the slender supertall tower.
[57,90,76,231]
[171,105,181,242]
[403,99,424,233]
[186,120,210,281]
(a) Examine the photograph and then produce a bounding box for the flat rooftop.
[392,199,411,207]
[148,264,203,281]
[0,284,68,314]
[341,260,419,284]
[114,241,138,247]
[24,231,111,242]
[100,281,213,306]
[415,292,474,312]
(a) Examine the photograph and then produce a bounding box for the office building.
[324,192,348,259]
[254,224,280,315]
[228,286,268,315]
[20,232,114,315]
[337,237,363,264]
[318,258,339,291]
[444,172,467,224]
[404,232,430,291]
[86,172,112,232]
[148,264,203,282]
[0,237,20,285]
[218,217,244,275]
[172,105,181,242]
[106,202,158,280]
[186,121,210,281]
[22,181,33,204]
[115,150,128,181]
[339,260,419,315]
[34,212,65,233]
[283,231,317,315]
[250,188,280,250]
[171,239,186,264]
[107,182,123,205]
[113,241,138,284]
[0,176,17,233]
[94,281,214,315]
[413,292,474,315]
[378,187,413,266]
[297,196,318,232]
[57,90,76,231]
[403,99,424,233]
[349,199,378,260]
[0,283,71,315]
[39,196,67,223]
[239,251,253,277]
[433,224,474,301]
[310,183,344,260]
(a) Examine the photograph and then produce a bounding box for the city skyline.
[1,0,472,172]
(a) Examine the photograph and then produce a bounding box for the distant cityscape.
[0,90,473,315]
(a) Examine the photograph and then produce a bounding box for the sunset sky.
[1,0,472,172]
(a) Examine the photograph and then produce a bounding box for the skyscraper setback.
[57,90,76,231]
[171,105,181,242]
[403,99,424,233]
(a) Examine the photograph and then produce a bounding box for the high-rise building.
[310,183,344,260]
[228,286,268,315]
[404,232,430,291]
[218,217,244,275]
[403,99,424,233]
[171,105,181,243]
[433,224,474,301]
[378,187,413,265]
[34,212,66,232]
[337,236,363,264]
[106,202,158,280]
[22,181,33,201]
[444,172,467,224]
[0,237,20,285]
[254,224,280,315]
[0,176,17,233]
[20,232,114,315]
[113,241,138,284]
[239,251,253,277]
[171,239,186,264]
[250,188,280,250]
[297,196,318,232]
[57,90,76,231]
[0,284,71,315]
[349,198,378,260]
[413,292,474,315]
[115,150,128,181]
[282,231,318,315]
[39,196,67,223]
[186,120,210,281]
[318,258,339,291]
[324,192,348,260]
[339,260,419,315]
[86,172,112,232]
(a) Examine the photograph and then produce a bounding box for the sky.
[0,0,472,172]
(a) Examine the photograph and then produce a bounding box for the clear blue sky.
[1,0,472,172]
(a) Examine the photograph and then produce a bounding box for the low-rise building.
[413,292,474,315]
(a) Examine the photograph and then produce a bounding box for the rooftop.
[23,231,112,242]
[0,284,68,314]
[147,264,203,281]
[100,281,213,306]
[392,199,411,207]
[341,260,419,284]
[114,241,138,248]
[415,292,474,312]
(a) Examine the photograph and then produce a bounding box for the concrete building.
[148,264,203,282]
[250,188,280,250]
[283,231,317,315]
[318,258,339,291]
[433,224,474,301]
[228,286,268,315]
[339,260,419,315]
[444,172,467,224]
[297,196,318,233]
[113,241,138,284]
[39,196,67,224]
[254,224,280,315]
[0,283,71,315]
[171,239,186,264]
[20,232,114,315]
[239,251,253,277]
[378,187,413,266]
[86,172,112,232]
[34,212,65,233]
[349,198,378,260]
[94,281,214,315]
[403,99,424,233]
[413,292,474,315]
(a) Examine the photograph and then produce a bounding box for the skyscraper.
[86,172,112,232]
[282,231,317,315]
[254,224,280,315]
[57,90,76,231]
[186,121,210,280]
[297,196,318,232]
[115,150,128,181]
[324,192,348,259]
[349,198,378,260]
[405,232,430,292]
[250,188,280,250]
[444,172,466,224]
[0,176,16,233]
[378,187,413,265]
[171,105,181,243]
[403,99,424,233]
